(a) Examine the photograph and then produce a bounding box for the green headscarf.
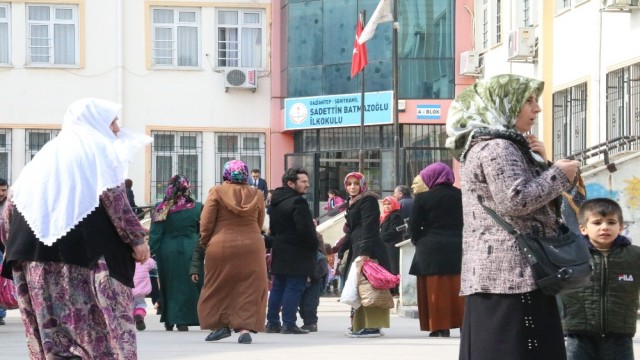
[445,74,544,162]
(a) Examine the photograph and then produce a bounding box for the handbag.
[0,265,18,310]
[479,200,592,295]
[357,270,394,309]
[361,260,400,290]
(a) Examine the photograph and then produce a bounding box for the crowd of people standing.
[2,73,640,360]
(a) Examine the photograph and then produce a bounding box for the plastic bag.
[339,256,362,309]
[362,260,400,290]
[0,265,18,310]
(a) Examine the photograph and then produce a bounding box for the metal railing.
[567,135,640,173]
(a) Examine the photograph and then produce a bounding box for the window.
[0,129,11,181]
[0,4,9,64]
[25,129,59,163]
[151,7,200,67]
[215,132,265,184]
[605,64,640,154]
[475,0,501,52]
[555,0,571,12]
[216,9,264,68]
[516,0,538,27]
[26,4,78,65]
[552,83,587,160]
[151,131,202,202]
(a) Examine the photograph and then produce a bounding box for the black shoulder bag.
[478,198,592,295]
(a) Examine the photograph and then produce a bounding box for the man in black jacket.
[265,167,318,335]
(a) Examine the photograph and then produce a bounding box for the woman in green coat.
[149,175,203,331]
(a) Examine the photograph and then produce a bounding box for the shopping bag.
[0,265,18,310]
[339,256,362,309]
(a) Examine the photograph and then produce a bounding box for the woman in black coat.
[341,172,390,338]
[379,195,404,296]
[408,163,464,337]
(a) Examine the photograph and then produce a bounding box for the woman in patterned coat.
[446,74,581,360]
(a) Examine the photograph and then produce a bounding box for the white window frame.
[150,131,202,201]
[515,0,538,27]
[151,7,201,68]
[26,4,79,66]
[215,132,265,185]
[215,8,266,69]
[0,129,11,182]
[475,0,501,52]
[555,0,571,12]
[0,3,10,65]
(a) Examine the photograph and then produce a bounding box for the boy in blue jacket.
[561,198,640,360]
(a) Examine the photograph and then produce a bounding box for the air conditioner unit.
[459,50,483,77]
[602,0,640,9]
[507,27,536,61]
[224,68,257,92]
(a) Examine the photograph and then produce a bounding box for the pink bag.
[361,260,400,290]
[0,265,18,310]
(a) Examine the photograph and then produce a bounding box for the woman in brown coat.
[197,160,267,345]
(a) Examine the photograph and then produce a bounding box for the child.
[561,198,640,360]
[298,233,329,332]
[132,257,156,331]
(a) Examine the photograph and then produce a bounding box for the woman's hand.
[526,134,547,161]
[554,159,581,184]
[132,242,150,263]
[360,255,371,262]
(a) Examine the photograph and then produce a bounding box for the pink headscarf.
[419,162,454,189]
[344,171,367,206]
[380,195,400,224]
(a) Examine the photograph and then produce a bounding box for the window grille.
[150,131,202,202]
[214,132,265,185]
[0,3,9,64]
[216,9,264,68]
[0,129,11,181]
[26,4,78,65]
[151,7,200,67]
[606,63,640,154]
[552,82,587,160]
[25,129,59,163]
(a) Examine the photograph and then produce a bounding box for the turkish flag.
[351,16,368,78]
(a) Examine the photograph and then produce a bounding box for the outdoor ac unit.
[459,51,483,77]
[507,27,536,61]
[602,0,640,9]
[224,68,257,92]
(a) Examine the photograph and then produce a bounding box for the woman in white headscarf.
[0,98,151,359]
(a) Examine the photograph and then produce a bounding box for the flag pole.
[392,0,400,186]
[358,10,367,174]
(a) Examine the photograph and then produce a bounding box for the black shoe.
[164,323,174,331]
[428,329,450,337]
[265,323,281,333]
[205,327,231,341]
[280,325,309,334]
[0,318,5,326]
[237,333,252,344]
[301,324,317,332]
[348,328,383,338]
[177,325,189,332]
[134,315,146,331]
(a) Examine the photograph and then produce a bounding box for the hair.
[317,233,327,254]
[324,243,333,255]
[251,169,260,174]
[395,185,411,197]
[124,179,133,188]
[0,178,7,187]
[281,167,308,186]
[328,188,338,196]
[578,198,624,225]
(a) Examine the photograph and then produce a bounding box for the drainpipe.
[116,0,124,118]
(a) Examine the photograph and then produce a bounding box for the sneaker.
[348,328,383,338]
[134,314,146,331]
[280,325,310,334]
[205,327,231,341]
[0,318,5,326]
[300,324,318,332]
[237,333,252,344]
[265,323,282,333]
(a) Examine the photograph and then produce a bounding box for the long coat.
[343,193,390,274]
[408,184,463,276]
[149,203,203,326]
[268,186,318,277]
[197,182,267,332]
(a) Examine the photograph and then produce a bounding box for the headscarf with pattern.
[344,171,368,207]
[380,195,401,224]
[153,174,195,222]
[223,159,249,184]
[419,162,455,189]
[445,74,544,162]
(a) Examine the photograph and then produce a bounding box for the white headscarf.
[11,98,152,246]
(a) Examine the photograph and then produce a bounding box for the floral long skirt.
[12,258,137,360]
